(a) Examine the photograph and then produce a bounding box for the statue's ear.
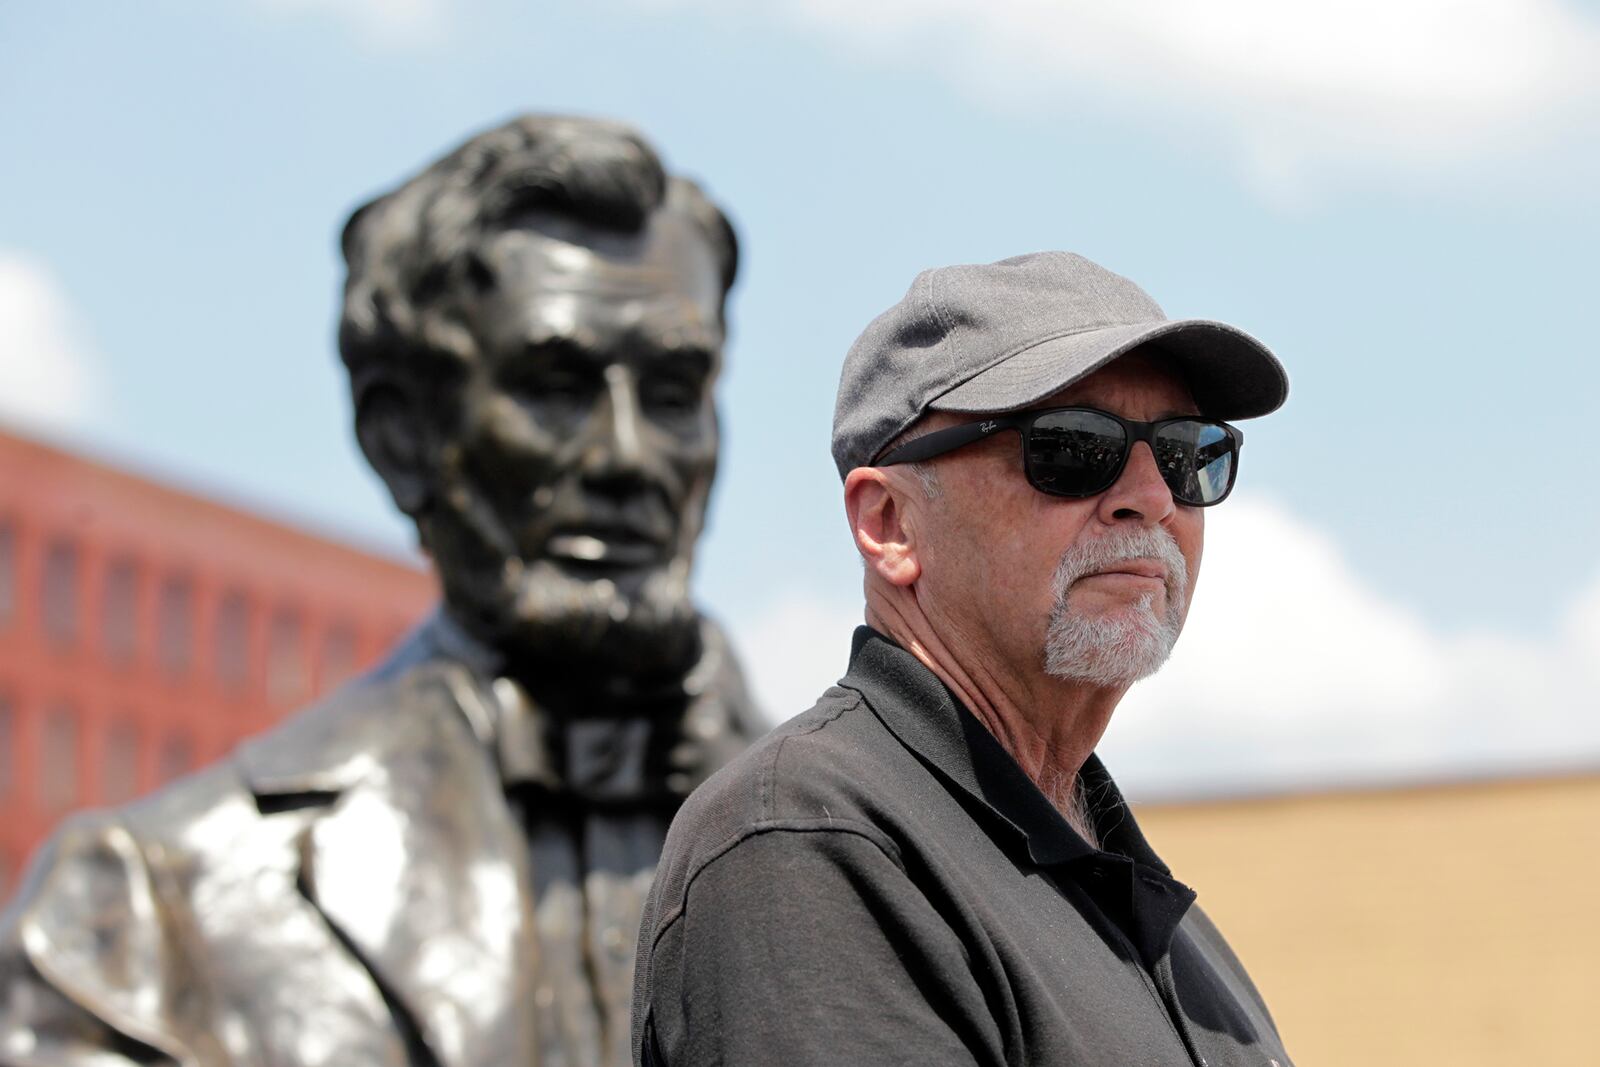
[355,383,433,516]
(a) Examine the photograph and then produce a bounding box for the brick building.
[0,427,434,900]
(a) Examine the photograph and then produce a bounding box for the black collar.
[838,627,1196,968]
[838,627,1172,873]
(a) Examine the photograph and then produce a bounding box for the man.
[0,115,763,1067]
[632,252,1295,1066]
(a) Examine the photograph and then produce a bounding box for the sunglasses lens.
[1154,420,1236,505]
[1025,410,1129,495]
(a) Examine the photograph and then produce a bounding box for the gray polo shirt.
[632,628,1293,1066]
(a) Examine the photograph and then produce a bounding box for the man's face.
[912,350,1205,690]
[422,208,724,680]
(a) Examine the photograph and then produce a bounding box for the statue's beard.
[419,478,704,686]
[500,556,701,681]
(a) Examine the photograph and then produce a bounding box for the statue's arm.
[0,815,194,1067]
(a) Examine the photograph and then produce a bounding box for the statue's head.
[339,115,738,685]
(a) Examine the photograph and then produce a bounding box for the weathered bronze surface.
[0,115,762,1067]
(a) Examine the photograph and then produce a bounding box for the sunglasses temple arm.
[875,419,1010,466]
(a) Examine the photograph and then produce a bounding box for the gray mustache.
[1050,527,1188,601]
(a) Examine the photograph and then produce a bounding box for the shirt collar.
[838,626,1170,872]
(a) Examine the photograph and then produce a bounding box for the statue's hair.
[337,114,739,400]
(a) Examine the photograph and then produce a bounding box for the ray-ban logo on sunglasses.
[979,420,1000,434]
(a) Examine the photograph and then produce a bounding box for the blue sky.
[3,0,1598,795]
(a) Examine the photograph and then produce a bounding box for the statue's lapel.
[254,664,541,1067]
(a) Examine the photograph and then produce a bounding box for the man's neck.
[865,597,1125,829]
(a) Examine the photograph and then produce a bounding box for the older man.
[0,115,762,1067]
[632,252,1294,1066]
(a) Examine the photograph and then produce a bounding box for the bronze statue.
[0,115,763,1067]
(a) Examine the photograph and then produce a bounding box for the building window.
[319,622,359,692]
[41,538,80,646]
[156,731,194,785]
[266,609,308,706]
[0,690,14,801]
[102,558,140,664]
[40,703,80,811]
[214,590,252,694]
[157,575,195,677]
[0,521,16,628]
[103,717,141,804]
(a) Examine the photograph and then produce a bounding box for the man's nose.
[580,364,648,481]
[1095,441,1176,525]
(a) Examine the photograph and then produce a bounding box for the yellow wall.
[1136,772,1600,1065]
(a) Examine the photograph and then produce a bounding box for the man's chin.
[1042,599,1184,687]
[1066,592,1170,633]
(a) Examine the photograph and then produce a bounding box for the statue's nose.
[581,364,647,481]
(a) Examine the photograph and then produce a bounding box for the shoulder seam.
[648,818,904,951]
[760,688,864,821]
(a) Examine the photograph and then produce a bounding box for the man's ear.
[844,467,922,587]
[354,383,434,517]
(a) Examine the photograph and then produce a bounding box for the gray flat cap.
[830,251,1288,479]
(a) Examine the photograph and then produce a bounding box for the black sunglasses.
[876,406,1244,507]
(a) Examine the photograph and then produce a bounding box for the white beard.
[1043,525,1189,688]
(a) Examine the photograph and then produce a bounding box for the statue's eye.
[642,375,701,415]
[538,372,593,403]
[502,343,601,406]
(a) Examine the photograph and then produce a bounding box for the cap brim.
[929,319,1288,420]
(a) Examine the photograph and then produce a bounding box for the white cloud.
[1110,496,1600,796]
[0,253,106,436]
[732,495,1600,799]
[645,0,1600,197]
[251,0,448,48]
[738,591,865,721]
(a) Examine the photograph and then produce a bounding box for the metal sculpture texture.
[0,115,763,1067]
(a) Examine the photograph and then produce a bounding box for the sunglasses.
[876,406,1244,507]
